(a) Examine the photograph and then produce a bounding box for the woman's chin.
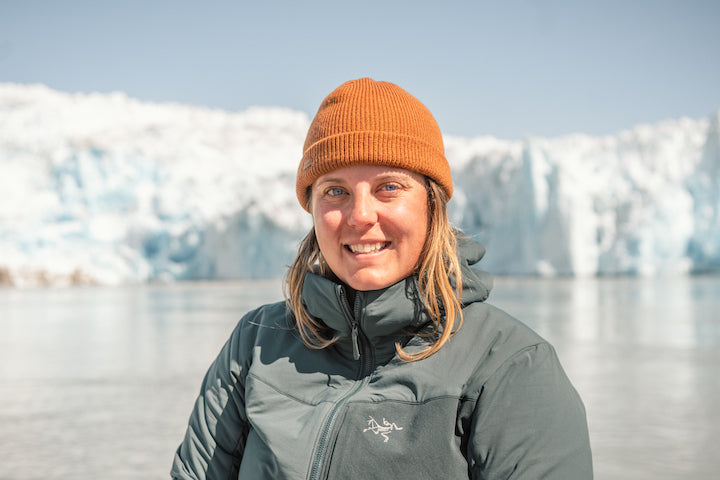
[342,270,405,292]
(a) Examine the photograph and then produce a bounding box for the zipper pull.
[351,322,360,360]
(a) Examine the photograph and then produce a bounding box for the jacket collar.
[299,238,494,358]
[301,273,428,344]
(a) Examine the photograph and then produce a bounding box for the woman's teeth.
[347,242,388,254]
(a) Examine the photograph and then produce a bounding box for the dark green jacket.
[171,240,592,479]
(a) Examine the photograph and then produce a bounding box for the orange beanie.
[296,78,452,211]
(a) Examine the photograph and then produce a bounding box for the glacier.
[1,83,718,286]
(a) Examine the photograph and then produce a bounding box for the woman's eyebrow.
[315,177,346,186]
[375,173,412,182]
[316,172,412,186]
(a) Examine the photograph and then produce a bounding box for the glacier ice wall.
[447,115,717,276]
[1,83,718,286]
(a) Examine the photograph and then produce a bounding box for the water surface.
[1,277,718,479]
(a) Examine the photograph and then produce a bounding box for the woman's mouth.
[345,242,389,254]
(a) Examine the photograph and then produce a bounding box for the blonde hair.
[284,178,463,361]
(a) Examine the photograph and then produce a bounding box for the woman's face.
[311,164,429,291]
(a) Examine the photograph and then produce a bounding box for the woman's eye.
[327,187,344,196]
[381,183,399,192]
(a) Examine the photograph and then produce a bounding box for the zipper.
[339,286,361,361]
[351,322,360,360]
[307,286,370,480]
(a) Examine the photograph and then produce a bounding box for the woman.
[171,78,593,479]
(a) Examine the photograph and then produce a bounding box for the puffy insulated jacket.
[171,240,593,479]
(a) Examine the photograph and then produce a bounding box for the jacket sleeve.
[467,342,593,479]
[171,318,252,480]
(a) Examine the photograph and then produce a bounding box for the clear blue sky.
[2,0,719,138]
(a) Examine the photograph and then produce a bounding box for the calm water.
[1,277,719,479]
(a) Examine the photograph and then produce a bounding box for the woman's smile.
[345,241,389,254]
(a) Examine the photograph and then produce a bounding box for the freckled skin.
[311,165,428,291]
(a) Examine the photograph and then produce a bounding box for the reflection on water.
[1,277,718,479]
[0,281,283,480]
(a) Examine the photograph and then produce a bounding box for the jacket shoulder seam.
[246,372,320,406]
[483,341,552,386]
[349,394,480,405]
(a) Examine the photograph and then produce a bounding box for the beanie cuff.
[297,130,452,210]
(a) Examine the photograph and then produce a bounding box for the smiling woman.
[171,78,593,479]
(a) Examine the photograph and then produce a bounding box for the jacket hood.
[456,236,494,305]
[300,238,493,356]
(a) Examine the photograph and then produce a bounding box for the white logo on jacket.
[363,416,403,442]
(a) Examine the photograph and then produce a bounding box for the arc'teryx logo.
[363,416,403,443]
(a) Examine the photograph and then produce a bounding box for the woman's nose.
[346,192,377,226]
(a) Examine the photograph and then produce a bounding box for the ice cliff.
[1,83,718,286]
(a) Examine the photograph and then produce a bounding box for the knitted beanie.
[296,78,452,211]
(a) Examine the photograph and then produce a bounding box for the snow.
[1,83,718,286]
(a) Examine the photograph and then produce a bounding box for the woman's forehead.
[314,164,423,184]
